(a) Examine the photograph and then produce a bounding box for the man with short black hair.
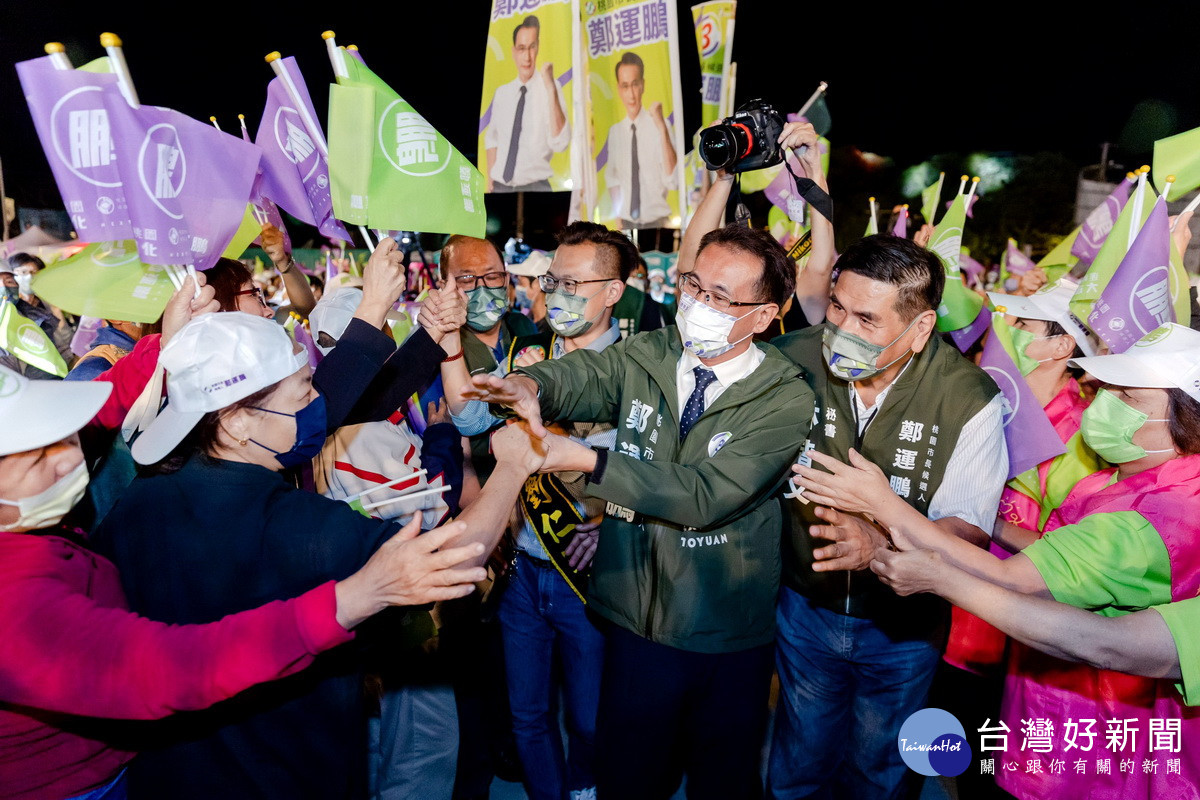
[485,15,570,193]
[605,51,677,229]
[465,223,813,799]
[769,234,1008,799]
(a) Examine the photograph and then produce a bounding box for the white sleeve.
[927,393,1008,532]
[484,87,502,150]
[546,80,571,152]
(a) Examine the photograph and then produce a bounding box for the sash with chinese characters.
[776,328,995,616]
[509,332,597,602]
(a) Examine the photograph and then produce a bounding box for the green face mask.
[821,316,919,382]
[1080,389,1173,463]
[1006,325,1043,377]
[465,286,508,332]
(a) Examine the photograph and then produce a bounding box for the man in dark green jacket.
[467,225,814,800]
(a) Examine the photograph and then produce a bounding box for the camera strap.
[731,175,752,226]
[783,159,835,226]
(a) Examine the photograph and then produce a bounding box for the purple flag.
[102,99,261,268]
[255,57,352,243]
[1005,238,1036,275]
[764,152,807,222]
[239,118,291,251]
[1087,196,1173,353]
[292,321,322,368]
[1071,175,1134,264]
[978,315,1067,479]
[16,56,134,241]
[892,206,908,237]
[945,194,979,218]
[949,304,991,352]
[960,250,985,288]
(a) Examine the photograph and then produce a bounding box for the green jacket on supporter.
[518,326,815,654]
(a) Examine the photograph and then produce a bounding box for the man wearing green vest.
[439,221,635,800]
[464,224,813,799]
[768,234,1008,800]
[438,235,538,485]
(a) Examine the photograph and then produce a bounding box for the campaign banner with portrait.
[479,0,578,194]
[584,0,686,230]
[691,1,735,127]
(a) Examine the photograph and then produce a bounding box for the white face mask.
[14,273,33,296]
[676,292,757,359]
[0,461,89,532]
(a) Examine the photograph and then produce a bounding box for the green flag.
[920,173,944,227]
[31,241,175,324]
[1153,125,1200,201]
[1069,181,1154,326]
[928,193,983,331]
[328,55,485,236]
[1036,228,1080,284]
[0,297,67,377]
[221,205,265,260]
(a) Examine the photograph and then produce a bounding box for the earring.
[238,438,248,446]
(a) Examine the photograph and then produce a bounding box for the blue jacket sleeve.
[419,422,464,519]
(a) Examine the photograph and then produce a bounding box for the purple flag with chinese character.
[764,152,807,222]
[101,98,262,268]
[978,314,1066,479]
[1087,196,1173,353]
[16,56,134,240]
[1004,238,1036,275]
[949,304,991,352]
[1071,174,1134,265]
[255,57,352,243]
[239,118,291,251]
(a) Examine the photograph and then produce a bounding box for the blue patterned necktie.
[680,366,717,440]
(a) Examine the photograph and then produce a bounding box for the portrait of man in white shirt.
[603,51,678,229]
[485,14,571,193]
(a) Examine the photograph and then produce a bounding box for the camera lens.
[699,125,748,171]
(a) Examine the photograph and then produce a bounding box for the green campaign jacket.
[519,326,814,653]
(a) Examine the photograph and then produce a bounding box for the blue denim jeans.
[768,587,941,800]
[67,770,127,800]
[498,553,604,800]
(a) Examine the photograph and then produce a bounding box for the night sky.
[3,1,1195,221]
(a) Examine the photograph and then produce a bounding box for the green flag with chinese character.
[1036,228,1080,284]
[927,193,983,331]
[328,54,485,236]
[30,240,175,324]
[0,296,67,376]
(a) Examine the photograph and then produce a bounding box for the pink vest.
[944,380,1089,674]
[998,455,1200,800]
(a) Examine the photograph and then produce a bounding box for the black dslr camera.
[698,99,786,173]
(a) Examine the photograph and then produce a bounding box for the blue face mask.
[249,394,328,469]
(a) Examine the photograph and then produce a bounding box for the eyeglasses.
[453,271,508,290]
[236,287,269,309]
[679,273,767,312]
[538,274,613,296]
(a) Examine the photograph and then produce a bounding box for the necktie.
[503,85,526,185]
[629,123,641,220]
[680,366,717,440]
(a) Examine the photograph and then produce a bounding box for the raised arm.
[262,222,316,318]
[870,547,1181,680]
[777,121,835,324]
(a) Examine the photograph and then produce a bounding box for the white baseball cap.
[309,288,363,356]
[131,312,307,465]
[1070,323,1200,402]
[0,366,112,456]
[506,250,551,278]
[988,277,1097,357]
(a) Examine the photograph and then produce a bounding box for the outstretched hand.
[810,505,888,572]
[792,448,890,516]
[461,374,547,438]
[161,272,219,345]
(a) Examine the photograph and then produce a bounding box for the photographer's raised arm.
[677,169,733,276]
[778,121,835,324]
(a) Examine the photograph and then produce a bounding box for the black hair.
[8,252,45,272]
[556,221,638,281]
[614,52,644,82]
[439,235,504,281]
[512,15,539,44]
[696,224,795,307]
[204,258,256,312]
[834,234,944,321]
[1167,388,1200,455]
